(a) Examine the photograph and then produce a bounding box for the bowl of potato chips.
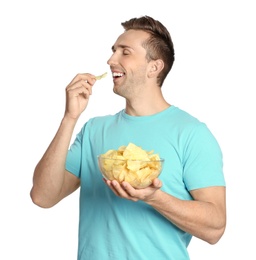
[98,143,164,189]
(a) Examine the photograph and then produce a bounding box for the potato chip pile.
[98,143,163,188]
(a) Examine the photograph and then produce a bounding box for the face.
[107,29,151,99]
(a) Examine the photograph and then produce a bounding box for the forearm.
[30,116,77,207]
[145,189,226,244]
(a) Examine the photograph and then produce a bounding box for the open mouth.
[113,72,124,79]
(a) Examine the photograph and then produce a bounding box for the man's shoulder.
[169,105,202,125]
[85,110,123,126]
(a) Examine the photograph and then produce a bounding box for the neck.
[125,89,171,116]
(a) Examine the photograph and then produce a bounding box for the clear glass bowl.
[98,156,164,189]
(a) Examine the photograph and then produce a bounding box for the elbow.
[206,224,226,245]
[204,208,227,245]
[30,188,56,209]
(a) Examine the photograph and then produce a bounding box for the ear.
[148,59,164,78]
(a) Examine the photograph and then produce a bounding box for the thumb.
[152,178,162,188]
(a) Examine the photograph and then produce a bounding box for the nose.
[107,52,117,66]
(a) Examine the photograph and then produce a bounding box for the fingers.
[66,73,96,94]
[66,81,91,100]
[67,73,96,87]
[66,74,98,107]
[104,178,162,202]
[104,179,138,201]
[152,178,162,188]
[64,73,98,119]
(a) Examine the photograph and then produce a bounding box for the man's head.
[107,16,175,98]
[121,15,175,87]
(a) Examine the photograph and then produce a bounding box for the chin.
[113,85,120,94]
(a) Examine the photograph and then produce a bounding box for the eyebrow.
[111,44,133,52]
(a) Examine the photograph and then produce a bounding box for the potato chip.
[98,143,164,188]
[127,160,147,171]
[95,72,107,80]
[123,143,149,160]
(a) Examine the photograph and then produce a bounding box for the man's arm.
[30,73,96,208]
[145,184,226,244]
[30,117,80,208]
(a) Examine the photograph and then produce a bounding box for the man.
[30,15,226,259]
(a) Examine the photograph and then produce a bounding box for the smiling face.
[107,29,152,99]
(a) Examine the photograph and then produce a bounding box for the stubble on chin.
[113,84,118,94]
[113,83,123,96]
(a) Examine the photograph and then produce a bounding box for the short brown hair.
[121,16,175,87]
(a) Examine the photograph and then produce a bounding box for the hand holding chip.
[65,72,107,120]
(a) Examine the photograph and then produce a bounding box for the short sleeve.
[183,123,225,190]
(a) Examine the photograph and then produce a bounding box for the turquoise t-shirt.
[66,105,225,260]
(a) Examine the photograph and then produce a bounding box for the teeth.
[113,72,123,77]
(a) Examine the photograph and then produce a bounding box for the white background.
[1,0,255,259]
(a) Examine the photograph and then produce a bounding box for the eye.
[123,49,130,55]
